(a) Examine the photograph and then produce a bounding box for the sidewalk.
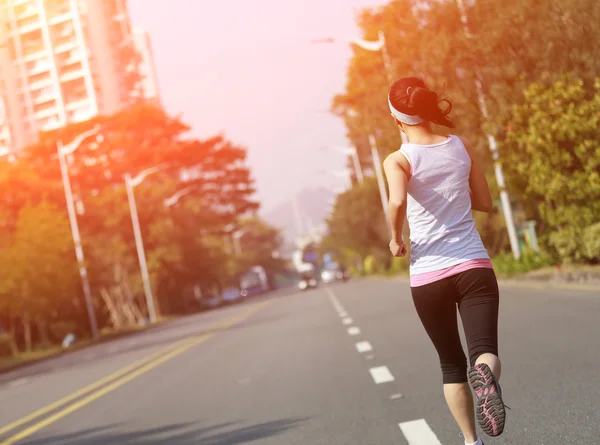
[499,264,600,291]
[374,265,600,292]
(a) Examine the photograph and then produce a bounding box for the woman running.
[382,77,507,445]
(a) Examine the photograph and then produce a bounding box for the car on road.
[321,262,349,284]
[297,263,318,291]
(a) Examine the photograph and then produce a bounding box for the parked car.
[200,294,222,310]
[222,287,243,305]
[240,266,269,297]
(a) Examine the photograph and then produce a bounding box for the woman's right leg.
[411,278,479,444]
[453,268,505,438]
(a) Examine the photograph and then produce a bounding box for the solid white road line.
[355,341,373,353]
[399,419,443,445]
[369,366,395,384]
[347,327,361,336]
[342,317,353,325]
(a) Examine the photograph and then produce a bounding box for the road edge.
[367,274,600,292]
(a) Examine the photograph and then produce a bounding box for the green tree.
[0,102,262,344]
[321,178,390,268]
[233,217,287,288]
[504,75,600,262]
[0,202,79,351]
[331,0,600,261]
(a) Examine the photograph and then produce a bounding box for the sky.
[128,0,385,213]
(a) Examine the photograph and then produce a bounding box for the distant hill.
[263,186,336,249]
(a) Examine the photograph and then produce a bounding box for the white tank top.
[399,135,490,275]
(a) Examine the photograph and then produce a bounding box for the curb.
[0,318,171,378]
[367,274,600,292]
[0,289,288,379]
[497,280,600,292]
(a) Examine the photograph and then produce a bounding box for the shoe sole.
[468,363,506,437]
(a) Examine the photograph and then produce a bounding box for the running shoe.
[468,363,506,437]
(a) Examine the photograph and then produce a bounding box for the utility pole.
[456,0,521,259]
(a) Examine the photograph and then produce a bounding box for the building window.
[63,77,88,104]
[20,29,45,56]
[28,70,51,87]
[44,0,71,20]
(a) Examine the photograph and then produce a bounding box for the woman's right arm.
[459,136,493,213]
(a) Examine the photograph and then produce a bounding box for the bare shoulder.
[384,151,404,166]
[384,151,410,177]
[383,151,405,171]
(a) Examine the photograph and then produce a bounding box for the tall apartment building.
[0,0,160,152]
[132,26,160,105]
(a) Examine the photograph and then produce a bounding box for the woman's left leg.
[411,277,479,444]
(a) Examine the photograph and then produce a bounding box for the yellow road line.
[0,337,196,437]
[0,300,271,444]
[0,337,207,445]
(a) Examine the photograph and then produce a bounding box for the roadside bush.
[491,250,555,277]
[363,255,377,275]
[582,222,600,262]
[388,256,409,275]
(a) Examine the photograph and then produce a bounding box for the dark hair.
[388,77,454,128]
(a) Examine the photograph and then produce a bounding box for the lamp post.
[57,125,101,340]
[369,135,393,237]
[232,229,246,256]
[124,164,168,323]
[321,145,364,183]
[455,0,520,259]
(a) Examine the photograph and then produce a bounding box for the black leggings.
[410,268,500,384]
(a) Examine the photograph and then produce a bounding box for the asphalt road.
[0,278,599,444]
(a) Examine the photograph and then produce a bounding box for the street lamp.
[57,125,101,340]
[455,0,520,259]
[312,32,408,145]
[163,185,197,208]
[321,145,364,183]
[124,164,168,323]
[312,32,405,238]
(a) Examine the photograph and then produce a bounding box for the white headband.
[388,93,423,125]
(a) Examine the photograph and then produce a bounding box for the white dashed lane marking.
[369,366,395,384]
[399,419,443,445]
[347,327,361,336]
[355,341,373,353]
[327,288,443,445]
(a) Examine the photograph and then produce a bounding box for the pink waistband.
[410,258,493,287]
